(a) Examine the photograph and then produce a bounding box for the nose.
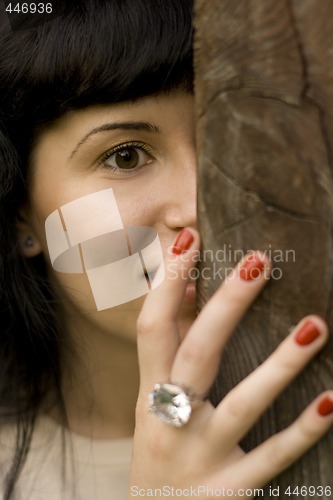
[163,154,197,231]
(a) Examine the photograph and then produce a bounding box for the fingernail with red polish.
[295,320,320,346]
[172,229,194,255]
[318,396,333,417]
[239,253,265,281]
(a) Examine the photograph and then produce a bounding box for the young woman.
[0,1,332,499]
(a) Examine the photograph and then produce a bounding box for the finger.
[137,227,199,390]
[171,252,271,395]
[206,316,328,451]
[224,391,333,492]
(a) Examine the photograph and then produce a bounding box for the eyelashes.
[98,141,154,175]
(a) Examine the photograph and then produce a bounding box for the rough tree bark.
[195,0,333,497]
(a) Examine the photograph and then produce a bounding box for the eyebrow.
[69,121,160,160]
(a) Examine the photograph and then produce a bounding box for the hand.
[129,228,332,499]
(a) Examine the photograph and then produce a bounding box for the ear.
[16,209,42,258]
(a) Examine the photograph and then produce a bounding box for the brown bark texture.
[195,0,333,497]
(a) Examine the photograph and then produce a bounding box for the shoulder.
[0,415,65,499]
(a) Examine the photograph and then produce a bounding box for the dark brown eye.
[102,145,153,173]
[114,147,139,170]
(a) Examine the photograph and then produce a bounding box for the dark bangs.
[0,0,194,135]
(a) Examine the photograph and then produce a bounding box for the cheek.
[109,182,160,229]
[42,187,165,314]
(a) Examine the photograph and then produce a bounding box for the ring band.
[148,382,203,428]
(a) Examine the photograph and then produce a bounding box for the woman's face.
[27,91,197,341]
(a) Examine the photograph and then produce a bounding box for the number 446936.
[5,3,53,14]
[285,485,332,496]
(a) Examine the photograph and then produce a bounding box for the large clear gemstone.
[149,383,192,427]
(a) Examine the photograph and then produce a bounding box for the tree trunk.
[195,0,333,497]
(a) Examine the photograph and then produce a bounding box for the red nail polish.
[295,320,320,346]
[318,396,333,416]
[239,254,265,281]
[172,229,194,255]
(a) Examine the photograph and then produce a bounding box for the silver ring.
[148,382,203,428]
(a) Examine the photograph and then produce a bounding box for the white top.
[0,415,132,499]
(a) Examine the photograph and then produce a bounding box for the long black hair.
[0,1,194,497]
